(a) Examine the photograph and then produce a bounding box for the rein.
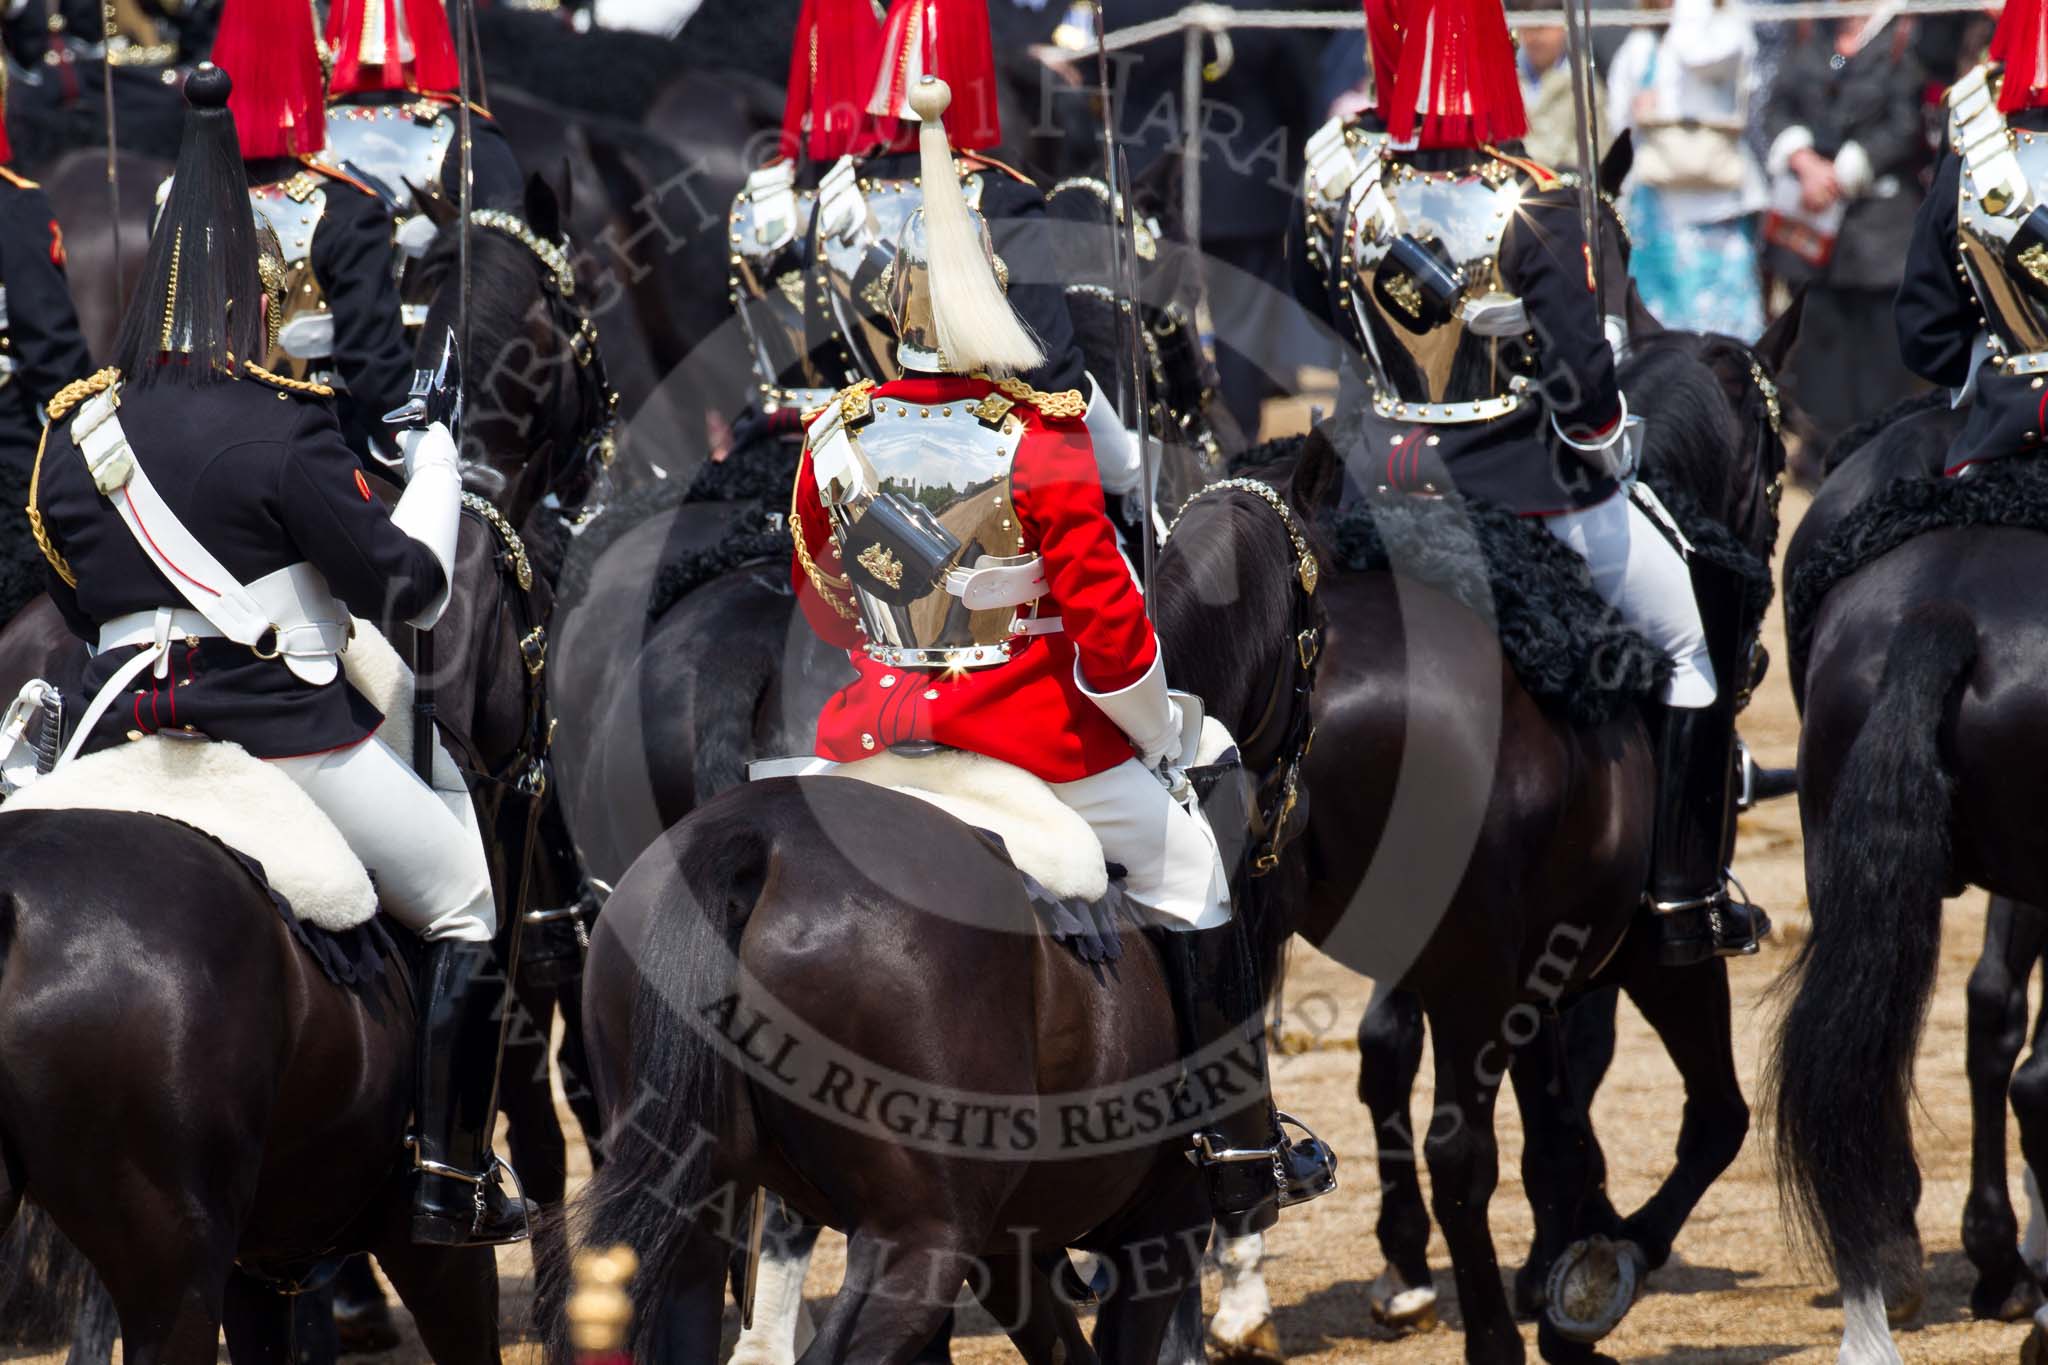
[1166,477,1324,876]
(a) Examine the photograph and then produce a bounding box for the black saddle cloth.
[1784,457,2048,685]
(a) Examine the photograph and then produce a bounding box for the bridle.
[464,210,620,520]
[1166,477,1325,876]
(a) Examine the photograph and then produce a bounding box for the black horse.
[1773,390,2048,1337]
[1768,349,2048,1358]
[546,451,1327,1363]
[0,490,545,1364]
[1248,302,1797,1365]
[0,173,614,1361]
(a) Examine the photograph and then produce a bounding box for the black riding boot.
[1645,701,1769,966]
[1161,925,1336,1235]
[411,940,538,1246]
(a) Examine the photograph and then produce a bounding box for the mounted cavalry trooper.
[731,0,1143,502]
[22,65,535,1247]
[0,55,92,626]
[206,0,414,463]
[786,74,1337,1232]
[1896,0,2048,477]
[1292,0,1766,964]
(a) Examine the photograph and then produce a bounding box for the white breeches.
[269,736,496,942]
[1542,492,1718,709]
[1052,758,1230,931]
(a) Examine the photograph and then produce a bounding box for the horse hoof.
[1543,1236,1645,1345]
[1886,1285,1924,1328]
[1368,1285,1438,1333]
[1207,1317,1283,1364]
[1978,1275,2046,1323]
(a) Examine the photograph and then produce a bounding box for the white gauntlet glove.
[1082,372,1145,498]
[389,422,461,629]
[1077,651,1183,772]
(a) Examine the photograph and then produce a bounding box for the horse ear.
[1293,424,1343,518]
[408,179,457,229]
[1756,287,1807,374]
[1599,130,1634,200]
[1128,147,1180,222]
[1625,281,1663,339]
[523,171,564,243]
[555,157,577,226]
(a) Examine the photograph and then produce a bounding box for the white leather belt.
[95,564,350,673]
[1009,614,1063,636]
[70,385,349,686]
[944,556,1047,611]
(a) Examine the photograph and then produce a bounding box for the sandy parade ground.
[5,481,2035,1364]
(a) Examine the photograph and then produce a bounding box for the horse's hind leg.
[800,1226,978,1365]
[971,1253,1096,1365]
[221,1268,338,1365]
[375,1241,501,1365]
[1357,984,1437,1331]
[330,1255,401,1354]
[1964,897,2048,1320]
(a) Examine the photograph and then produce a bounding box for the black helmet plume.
[111,63,264,387]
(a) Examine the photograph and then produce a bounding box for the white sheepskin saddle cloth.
[826,719,1237,903]
[835,749,1112,901]
[0,621,452,932]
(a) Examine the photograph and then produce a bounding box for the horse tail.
[1768,602,1977,1298]
[546,801,772,1359]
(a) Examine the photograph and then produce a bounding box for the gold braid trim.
[46,367,119,422]
[246,361,335,398]
[27,427,74,588]
[984,375,1086,420]
[29,367,120,589]
[789,466,856,621]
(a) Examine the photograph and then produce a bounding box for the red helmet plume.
[1364,0,1406,121]
[780,0,886,162]
[325,0,462,98]
[211,0,328,159]
[1993,0,2048,112]
[867,0,1001,152]
[1385,0,1527,149]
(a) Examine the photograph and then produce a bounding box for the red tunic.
[790,375,1156,783]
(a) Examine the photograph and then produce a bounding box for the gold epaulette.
[1484,145,1561,192]
[803,379,877,431]
[987,375,1086,420]
[46,367,119,422]
[0,166,39,191]
[23,368,112,588]
[958,151,1035,187]
[246,362,335,398]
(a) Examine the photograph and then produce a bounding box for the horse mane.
[1154,445,1331,994]
[411,225,543,378]
[1822,388,1951,478]
[1619,331,1750,518]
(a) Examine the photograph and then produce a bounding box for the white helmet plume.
[909,76,1045,378]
